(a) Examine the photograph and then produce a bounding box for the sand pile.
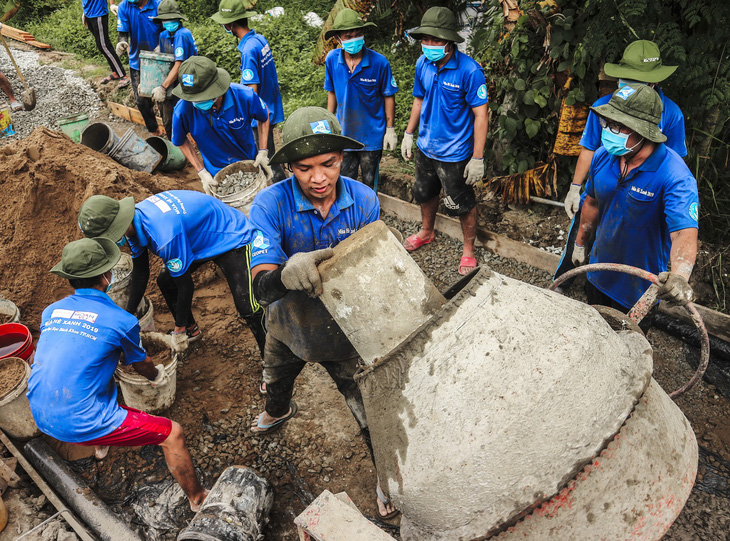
[0,127,179,332]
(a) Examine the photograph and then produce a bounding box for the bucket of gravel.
[212,160,268,216]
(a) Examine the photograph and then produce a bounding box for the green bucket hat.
[409,7,464,44]
[153,0,187,22]
[591,83,667,143]
[78,195,136,241]
[324,8,376,40]
[603,40,677,84]
[210,0,257,25]
[172,56,231,101]
[269,107,363,165]
[51,238,121,280]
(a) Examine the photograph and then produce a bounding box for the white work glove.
[151,85,167,102]
[656,272,694,307]
[281,248,335,296]
[253,149,273,181]
[115,41,129,57]
[382,127,397,151]
[401,132,414,161]
[198,169,218,196]
[171,331,189,354]
[110,3,119,16]
[564,183,582,219]
[572,244,586,267]
[464,157,484,186]
[150,364,169,388]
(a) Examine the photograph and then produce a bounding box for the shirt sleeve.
[249,198,288,267]
[664,173,699,233]
[381,59,398,96]
[240,46,262,85]
[464,66,488,108]
[413,57,425,98]
[156,233,194,277]
[584,162,597,199]
[579,110,603,151]
[324,54,334,92]
[173,32,193,61]
[661,102,688,157]
[250,94,269,123]
[170,100,188,146]
[116,2,130,32]
[119,320,147,365]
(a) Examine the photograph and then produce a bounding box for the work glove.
[382,127,397,151]
[400,132,414,161]
[572,244,586,267]
[198,169,218,196]
[281,248,335,296]
[115,41,129,57]
[171,331,190,354]
[564,184,582,219]
[110,3,119,16]
[254,149,273,182]
[464,157,484,186]
[656,272,694,307]
[151,85,167,102]
[150,364,169,388]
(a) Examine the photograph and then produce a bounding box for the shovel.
[0,32,36,110]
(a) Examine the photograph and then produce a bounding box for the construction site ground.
[0,44,729,540]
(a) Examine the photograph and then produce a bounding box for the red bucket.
[0,323,34,363]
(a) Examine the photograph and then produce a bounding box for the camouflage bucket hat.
[51,238,121,280]
[408,7,464,44]
[324,8,377,40]
[591,83,667,143]
[152,0,187,22]
[172,56,231,101]
[603,40,677,84]
[210,0,257,25]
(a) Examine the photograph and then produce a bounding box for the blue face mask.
[223,25,233,35]
[341,36,364,55]
[163,21,180,33]
[127,0,139,4]
[601,128,642,156]
[618,79,647,89]
[422,44,447,62]
[105,273,115,293]
[193,99,216,112]
[115,236,127,247]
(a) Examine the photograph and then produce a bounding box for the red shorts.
[79,406,172,447]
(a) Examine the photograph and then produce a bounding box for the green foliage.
[10,0,71,27]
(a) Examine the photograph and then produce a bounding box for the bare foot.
[250,404,296,434]
[190,489,209,512]
[376,481,398,519]
[94,446,109,460]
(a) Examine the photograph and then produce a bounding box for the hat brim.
[210,10,257,24]
[603,62,677,84]
[270,134,364,165]
[96,196,135,241]
[591,103,668,144]
[172,67,231,101]
[51,238,122,280]
[324,21,377,40]
[409,25,464,44]
[153,13,188,22]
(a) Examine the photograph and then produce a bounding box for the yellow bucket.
[0,107,15,139]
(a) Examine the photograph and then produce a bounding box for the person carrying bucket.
[150,0,198,139]
[170,56,273,195]
[247,106,398,520]
[77,190,267,360]
[27,238,208,511]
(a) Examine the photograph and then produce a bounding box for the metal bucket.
[146,136,186,172]
[58,112,90,143]
[139,50,175,97]
[108,128,162,173]
[81,122,120,155]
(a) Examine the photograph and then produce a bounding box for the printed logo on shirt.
[50,309,98,323]
[443,81,460,90]
[616,86,636,100]
[242,69,255,81]
[166,258,183,272]
[175,47,184,58]
[309,120,332,134]
[252,230,269,250]
[359,78,377,83]
[147,195,172,213]
[689,202,699,221]
[477,84,488,100]
[182,74,194,87]
[630,186,655,198]
[391,76,398,88]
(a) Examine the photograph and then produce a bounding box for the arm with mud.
[126,250,150,314]
[252,265,287,307]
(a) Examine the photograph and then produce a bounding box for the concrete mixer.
[316,220,700,540]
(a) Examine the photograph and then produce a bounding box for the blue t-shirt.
[159,26,198,62]
[413,50,488,162]
[171,84,269,175]
[82,0,108,18]
[27,289,147,443]
[585,145,699,308]
[324,48,399,151]
[116,0,162,71]
[238,30,285,126]
[127,190,258,276]
[580,87,687,157]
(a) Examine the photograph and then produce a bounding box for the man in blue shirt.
[400,7,489,276]
[171,56,272,194]
[77,190,267,358]
[572,84,698,322]
[28,237,207,510]
[323,8,398,191]
[248,107,397,519]
[150,0,197,138]
[212,0,286,182]
[82,0,129,88]
[116,0,163,135]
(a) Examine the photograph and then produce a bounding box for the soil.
[0,357,25,397]
[118,346,172,374]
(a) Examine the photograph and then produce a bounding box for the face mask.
[116,236,127,247]
[193,98,216,112]
[422,44,447,62]
[223,25,233,35]
[341,36,364,55]
[127,0,139,4]
[163,21,180,33]
[618,79,647,89]
[601,128,642,156]
[104,273,115,293]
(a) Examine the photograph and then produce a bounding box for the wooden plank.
[0,457,20,488]
[107,101,165,133]
[0,23,51,48]
[659,303,730,343]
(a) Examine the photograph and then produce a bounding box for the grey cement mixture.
[216,170,260,196]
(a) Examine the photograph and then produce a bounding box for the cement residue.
[215,170,260,196]
[0,356,25,397]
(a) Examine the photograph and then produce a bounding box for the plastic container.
[0,299,20,324]
[146,136,186,172]
[0,107,14,139]
[115,354,177,413]
[107,253,134,310]
[138,50,175,97]
[137,296,156,333]
[109,128,162,173]
[57,113,90,143]
[81,122,120,155]
[212,160,268,216]
[0,323,34,363]
[0,357,41,440]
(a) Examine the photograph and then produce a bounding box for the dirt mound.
[0,127,179,332]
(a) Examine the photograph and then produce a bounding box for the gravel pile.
[216,170,260,196]
[0,47,101,143]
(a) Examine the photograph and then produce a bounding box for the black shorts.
[413,148,476,216]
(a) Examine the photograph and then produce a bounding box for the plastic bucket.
[139,50,175,97]
[0,357,41,440]
[58,113,90,143]
[137,296,156,333]
[81,122,120,155]
[108,128,162,173]
[0,299,20,324]
[107,253,134,310]
[146,136,186,172]
[0,107,15,139]
[212,160,268,216]
[115,354,177,413]
[0,323,33,363]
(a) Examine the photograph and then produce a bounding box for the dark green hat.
[324,8,376,40]
[152,0,187,22]
[172,56,231,101]
[591,83,667,143]
[409,7,464,44]
[210,0,257,25]
[603,40,677,84]
[270,107,363,165]
[78,195,135,241]
[51,238,121,280]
